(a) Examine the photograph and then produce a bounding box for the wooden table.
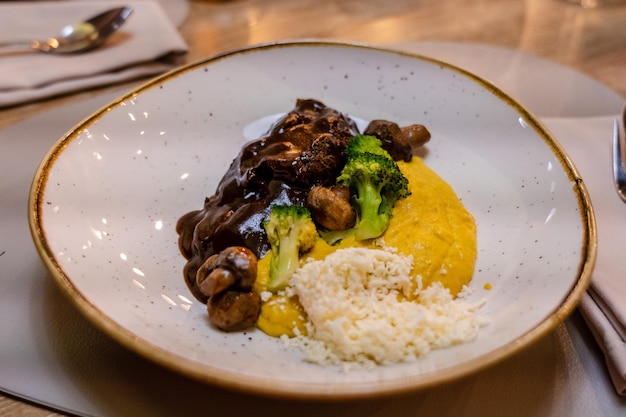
[1,0,625,415]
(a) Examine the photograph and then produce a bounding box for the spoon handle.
[0,40,36,52]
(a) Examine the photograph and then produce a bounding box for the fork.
[612,106,626,203]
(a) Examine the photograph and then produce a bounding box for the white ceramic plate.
[29,41,596,399]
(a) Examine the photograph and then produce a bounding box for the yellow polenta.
[254,157,477,337]
[385,158,476,297]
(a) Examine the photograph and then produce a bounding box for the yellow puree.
[254,157,477,338]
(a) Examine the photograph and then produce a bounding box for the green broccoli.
[343,134,392,161]
[336,137,410,241]
[263,204,318,292]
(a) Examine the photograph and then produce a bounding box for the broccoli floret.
[263,204,318,292]
[336,138,410,240]
[343,134,392,161]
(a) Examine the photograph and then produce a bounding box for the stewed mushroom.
[306,185,356,231]
[363,120,430,162]
[195,246,260,331]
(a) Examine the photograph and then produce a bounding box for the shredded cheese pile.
[285,247,486,368]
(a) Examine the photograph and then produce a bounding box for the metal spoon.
[0,7,133,54]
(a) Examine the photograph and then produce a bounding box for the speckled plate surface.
[29,41,596,399]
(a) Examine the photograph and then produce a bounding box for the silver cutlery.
[0,6,133,54]
[612,105,626,203]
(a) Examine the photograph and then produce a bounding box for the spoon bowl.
[0,6,133,54]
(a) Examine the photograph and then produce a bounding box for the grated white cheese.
[286,247,487,368]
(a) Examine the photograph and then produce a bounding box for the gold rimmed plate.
[29,41,595,399]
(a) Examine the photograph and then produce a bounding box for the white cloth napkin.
[0,1,188,107]
[544,116,626,396]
